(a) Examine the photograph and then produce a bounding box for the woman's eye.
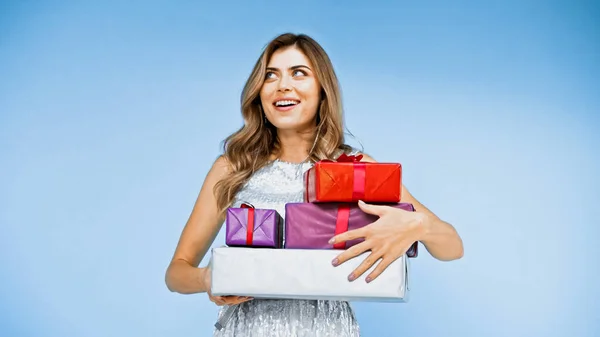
[293,70,306,77]
[265,72,277,79]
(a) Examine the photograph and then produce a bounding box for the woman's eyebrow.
[266,65,312,72]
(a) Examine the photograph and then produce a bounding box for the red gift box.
[304,154,402,203]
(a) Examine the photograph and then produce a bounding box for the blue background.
[1,1,598,336]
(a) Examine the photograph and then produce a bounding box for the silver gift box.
[209,247,410,302]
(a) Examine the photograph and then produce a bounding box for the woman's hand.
[329,200,429,283]
[201,266,254,306]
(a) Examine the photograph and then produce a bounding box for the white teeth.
[275,100,299,107]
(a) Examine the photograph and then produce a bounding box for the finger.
[221,295,252,302]
[211,296,226,306]
[332,240,371,267]
[222,296,253,305]
[357,200,387,217]
[329,226,369,246]
[365,255,396,283]
[348,251,383,282]
[233,297,254,305]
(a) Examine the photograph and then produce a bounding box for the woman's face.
[259,46,321,132]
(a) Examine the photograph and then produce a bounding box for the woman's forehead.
[267,47,313,69]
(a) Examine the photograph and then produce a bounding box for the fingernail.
[328,238,335,244]
[365,276,372,283]
[331,258,339,266]
[348,273,355,281]
[358,200,365,205]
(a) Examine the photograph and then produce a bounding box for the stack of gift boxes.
[210,154,417,306]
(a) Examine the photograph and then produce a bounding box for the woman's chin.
[272,123,317,135]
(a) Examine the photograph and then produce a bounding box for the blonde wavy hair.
[214,33,353,214]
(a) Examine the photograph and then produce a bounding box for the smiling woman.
[164,32,463,337]
[261,48,322,133]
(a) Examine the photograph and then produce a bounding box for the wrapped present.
[284,202,418,257]
[304,153,401,203]
[210,247,410,302]
[225,203,283,248]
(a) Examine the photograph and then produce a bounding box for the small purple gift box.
[284,202,418,257]
[226,204,283,248]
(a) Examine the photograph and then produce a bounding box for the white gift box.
[209,247,410,303]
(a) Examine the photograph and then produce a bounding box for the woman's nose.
[277,76,292,92]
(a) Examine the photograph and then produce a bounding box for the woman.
[165,33,464,336]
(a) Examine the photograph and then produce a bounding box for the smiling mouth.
[273,99,300,107]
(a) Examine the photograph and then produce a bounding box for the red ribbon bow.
[240,203,255,245]
[336,153,363,162]
[319,153,364,163]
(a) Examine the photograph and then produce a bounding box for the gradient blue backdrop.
[1,1,598,336]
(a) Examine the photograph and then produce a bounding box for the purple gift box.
[284,202,418,257]
[226,204,283,248]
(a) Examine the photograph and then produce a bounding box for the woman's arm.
[165,156,230,294]
[401,185,464,261]
[361,153,464,261]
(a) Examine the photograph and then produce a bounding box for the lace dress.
[213,158,361,337]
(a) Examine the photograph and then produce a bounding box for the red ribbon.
[333,204,351,249]
[240,203,254,245]
[352,162,366,201]
[335,153,363,163]
[325,153,366,201]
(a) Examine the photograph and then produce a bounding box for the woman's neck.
[272,129,315,163]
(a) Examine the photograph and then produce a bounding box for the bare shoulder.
[197,155,232,200]
[358,152,377,163]
[209,155,232,179]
